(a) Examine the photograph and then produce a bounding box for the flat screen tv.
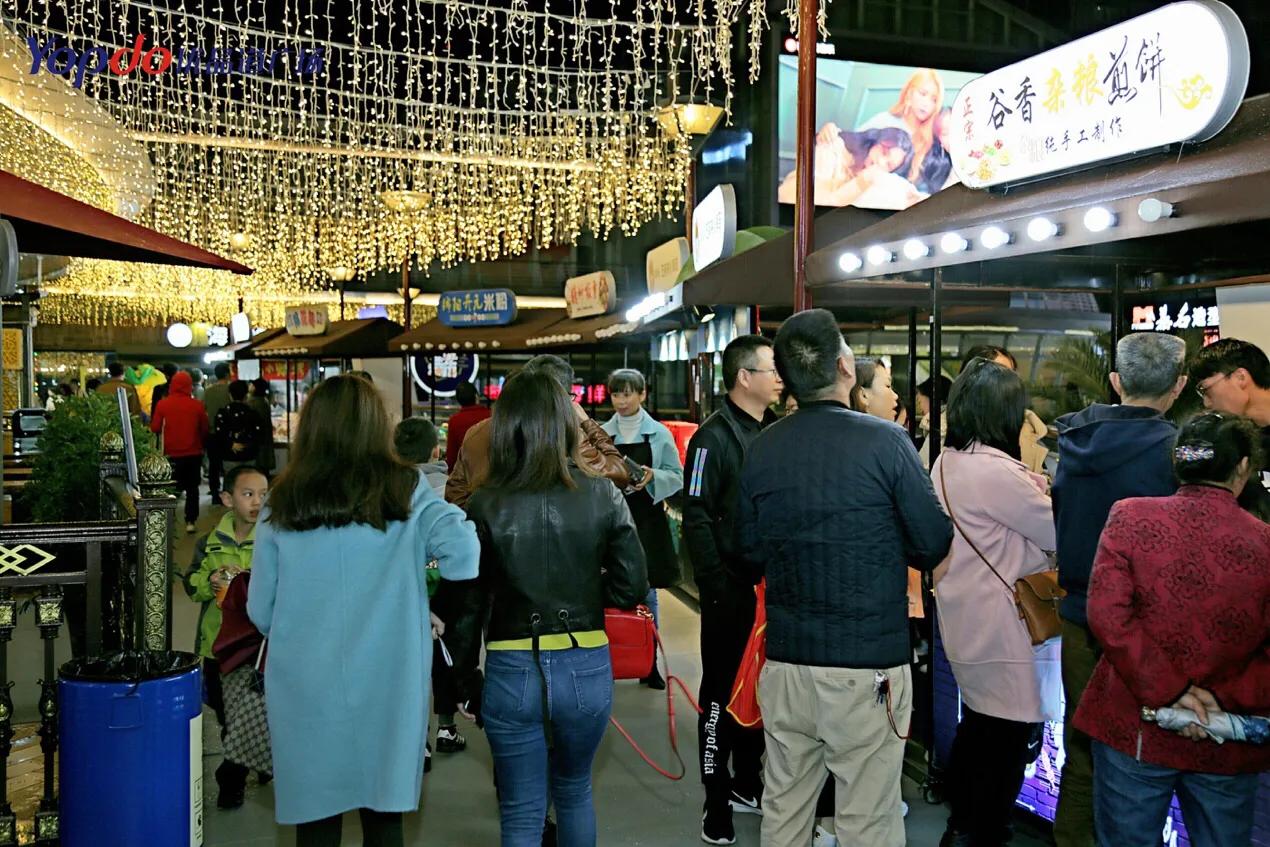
[777,57,980,209]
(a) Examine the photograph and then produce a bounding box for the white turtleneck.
[617,410,643,443]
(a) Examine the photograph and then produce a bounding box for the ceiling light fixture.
[902,239,929,261]
[939,232,969,254]
[979,226,1011,250]
[865,245,892,266]
[1026,217,1059,242]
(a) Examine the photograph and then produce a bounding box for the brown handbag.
[938,462,1065,645]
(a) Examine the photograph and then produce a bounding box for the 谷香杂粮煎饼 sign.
[947,0,1248,190]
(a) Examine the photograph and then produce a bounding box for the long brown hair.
[889,68,943,182]
[482,370,578,492]
[267,375,417,531]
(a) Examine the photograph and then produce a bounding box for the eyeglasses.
[1195,372,1231,400]
[742,367,780,377]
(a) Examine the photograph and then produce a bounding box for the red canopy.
[0,170,252,274]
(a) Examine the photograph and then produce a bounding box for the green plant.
[22,394,157,523]
[1029,329,1210,424]
[1029,336,1111,421]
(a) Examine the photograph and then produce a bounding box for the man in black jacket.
[682,334,782,845]
[1051,331,1186,847]
[735,309,951,847]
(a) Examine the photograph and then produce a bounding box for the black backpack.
[215,403,263,461]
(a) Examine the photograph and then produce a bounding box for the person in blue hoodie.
[1050,331,1187,847]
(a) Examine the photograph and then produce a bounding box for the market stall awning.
[229,327,287,360]
[391,309,569,353]
[0,170,252,273]
[251,318,404,358]
[806,94,1270,289]
[682,208,886,307]
[523,311,681,349]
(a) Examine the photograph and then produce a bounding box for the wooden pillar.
[792,0,818,313]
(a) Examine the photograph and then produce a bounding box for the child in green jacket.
[183,464,267,809]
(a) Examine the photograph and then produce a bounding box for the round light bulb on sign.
[839,252,863,273]
[979,226,1011,250]
[902,239,930,261]
[1083,207,1116,233]
[940,232,969,254]
[167,322,193,348]
[1026,217,1060,242]
[1138,198,1175,223]
[866,245,892,266]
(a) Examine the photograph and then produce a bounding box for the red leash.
[609,626,702,780]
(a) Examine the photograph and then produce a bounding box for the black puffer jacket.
[442,466,648,700]
[736,401,953,669]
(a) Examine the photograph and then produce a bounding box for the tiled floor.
[164,496,1052,847]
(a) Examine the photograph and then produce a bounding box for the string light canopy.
[0,0,776,326]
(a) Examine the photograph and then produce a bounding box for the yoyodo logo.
[27,34,325,89]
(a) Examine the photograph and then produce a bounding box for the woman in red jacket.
[1074,412,1270,847]
[151,370,210,533]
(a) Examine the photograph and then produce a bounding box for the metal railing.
[0,432,177,845]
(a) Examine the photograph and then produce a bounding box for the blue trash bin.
[59,651,203,847]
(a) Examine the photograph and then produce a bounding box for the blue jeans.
[482,646,613,847]
[1091,741,1258,847]
[645,587,659,629]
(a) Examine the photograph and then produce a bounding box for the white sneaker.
[812,825,837,847]
[902,800,909,818]
[185,522,196,534]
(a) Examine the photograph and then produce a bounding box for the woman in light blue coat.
[601,369,684,688]
[248,375,479,846]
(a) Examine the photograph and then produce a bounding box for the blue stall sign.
[438,289,517,327]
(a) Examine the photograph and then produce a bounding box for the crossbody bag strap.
[937,459,1014,596]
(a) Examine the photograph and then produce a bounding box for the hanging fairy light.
[0,0,786,327]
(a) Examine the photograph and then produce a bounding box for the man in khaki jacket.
[445,353,631,508]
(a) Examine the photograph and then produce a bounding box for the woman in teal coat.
[601,368,684,688]
[248,375,480,845]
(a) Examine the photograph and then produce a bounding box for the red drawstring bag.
[604,605,656,680]
[727,580,766,729]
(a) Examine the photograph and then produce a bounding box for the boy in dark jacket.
[213,381,267,474]
[1050,331,1187,847]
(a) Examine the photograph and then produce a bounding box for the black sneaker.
[436,725,467,753]
[257,771,272,786]
[641,667,667,690]
[729,788,762,816]
[216,786,244,810]
[701,805,735,845]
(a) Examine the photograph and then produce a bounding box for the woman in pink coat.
[931,359,1060,847]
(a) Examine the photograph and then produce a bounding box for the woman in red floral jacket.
[1074,412,1270,847]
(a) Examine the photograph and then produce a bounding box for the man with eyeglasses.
[682,334,783,845]
[1190,338,1270,522]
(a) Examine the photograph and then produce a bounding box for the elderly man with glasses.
[1190,338,1270,522]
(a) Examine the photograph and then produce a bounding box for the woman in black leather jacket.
[452,369,647,847]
